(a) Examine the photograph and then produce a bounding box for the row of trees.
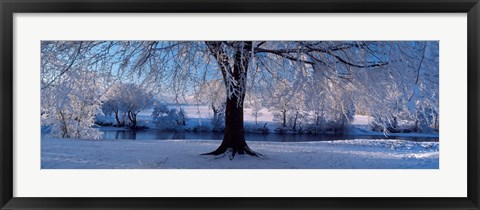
[249,80,354,134]
[192,74,351,134]
[42,76,190,136]
[41,41,439,157]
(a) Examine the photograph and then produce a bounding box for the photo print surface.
[41,41,439,169]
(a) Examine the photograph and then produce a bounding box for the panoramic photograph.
[41,41,439,169]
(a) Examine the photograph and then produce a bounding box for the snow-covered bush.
[369,101,438,134]
[370,99,438,134]
[41,69,103,139]
[152,104,187,130]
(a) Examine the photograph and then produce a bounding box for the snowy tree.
[268,79,294,128]
[249,101,264,126]
[353,42,439,133]
[41,41,438,157]
[267,78,309,132]
[41,68,104,139]
[123,84,155,128]
[103,83,154,128]
[102,85,128,127]
[320,80,355,133]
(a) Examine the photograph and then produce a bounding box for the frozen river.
[101,129,438,142]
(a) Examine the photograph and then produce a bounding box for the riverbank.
[95,109,439,139]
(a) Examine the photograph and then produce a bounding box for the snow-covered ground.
[42,137,438,169]
[45,106,439,169]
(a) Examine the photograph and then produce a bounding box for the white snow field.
[41,137,438,169]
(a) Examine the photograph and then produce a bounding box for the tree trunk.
[128,111,137,128]
[212,105,218,123]
[293,111,299,131]
[59,111,68,138]
[203,41,259,158]
[114,110,124,127]
[180,110,186,126]
[203,94,258,157]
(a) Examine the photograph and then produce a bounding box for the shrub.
[152,104,187,131]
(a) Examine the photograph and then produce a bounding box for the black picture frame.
[1,0,479,209]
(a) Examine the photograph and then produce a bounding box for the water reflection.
[101,129,438,142]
